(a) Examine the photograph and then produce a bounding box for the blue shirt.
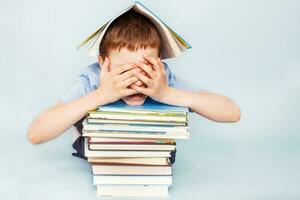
[60,62,198,103]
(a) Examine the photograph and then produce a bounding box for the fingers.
[135,62,156,79]
[122,88,139,96]
[131,85,149,95]
[122,76,139,88]
[101,57,110,73]
[134,80,144,87]
[129,80,144,90]
[112,64,136,75]
[134,71,152,86]
[157,57,166,74]
[118,67,141,81]
[143,54,161,72]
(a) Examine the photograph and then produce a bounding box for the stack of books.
[82,98,190,197]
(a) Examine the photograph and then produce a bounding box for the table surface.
[1,115,299,200]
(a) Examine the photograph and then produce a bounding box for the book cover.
[78,1,191,59]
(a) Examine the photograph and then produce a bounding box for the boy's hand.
[131,55,172,102]
[96,57,142,105]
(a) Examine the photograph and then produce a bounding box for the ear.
[98,55,104,66]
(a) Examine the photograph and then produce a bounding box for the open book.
[78,1,191,59]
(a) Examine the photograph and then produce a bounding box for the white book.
[88,157,170,165]
[84,139,171,157]
[89,137,175,144]
[83,131,189,139]
[83,120,188,132]
[97,185,169,197]
[89,144,176,151]
[92,164,172,175]
[93,175,172,185]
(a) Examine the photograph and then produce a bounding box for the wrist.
[94,87,109,106]
[159,86,174,104]
[92,89,109,107]
[160,87,194,108]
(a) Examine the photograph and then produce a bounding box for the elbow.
[228,104,241,123]
[27,124,43,145]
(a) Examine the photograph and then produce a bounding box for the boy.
[28,11,240,161]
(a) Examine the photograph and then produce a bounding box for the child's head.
[98,11,162,105]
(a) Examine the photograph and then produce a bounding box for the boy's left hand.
[131,55,172,102]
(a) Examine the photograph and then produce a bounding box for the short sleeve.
[171,75,200,92]
[60,75,91,103]
[164,63,200,92]
[60,63,99,103]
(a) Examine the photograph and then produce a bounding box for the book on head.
[77,1,191,59]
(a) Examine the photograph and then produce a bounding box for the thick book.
[89,143,176,151]
[82,130,189,139]
[87,118,186,126]
[83,119,188,133]
[88,137,176,145]
[93,175,172,185]
[88,111,187,123]
[92,163,172,175]
[97,185,169,197]
[78,1,191,59]
[84,138,171,157]
[88,157,170,165]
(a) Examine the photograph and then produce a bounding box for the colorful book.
[88,111,187,123]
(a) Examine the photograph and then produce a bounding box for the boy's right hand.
[96,57,141,105]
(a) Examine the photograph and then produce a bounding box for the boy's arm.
[159,88,240,122]
[28,90,105,144]
[132,55,241,123]
[28,58,141,144]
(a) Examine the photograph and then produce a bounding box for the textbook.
[88,98,188,123]
[78,1,191,59]
[88,111,187,123]
[88,137,176,144]
[91,163,172,175]
[82,130,189,139]
[93,175,172,185]
[87,118,186,126]
[88,157,170,166]
[89,144,176,151]
[83,119,188,133]
[84,138,172,157]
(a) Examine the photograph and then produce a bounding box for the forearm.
[161,87,241,122]
[28,90,105,144]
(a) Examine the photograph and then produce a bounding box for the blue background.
[0,0,299,199]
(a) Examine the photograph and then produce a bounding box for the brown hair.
[99,11,162,58]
